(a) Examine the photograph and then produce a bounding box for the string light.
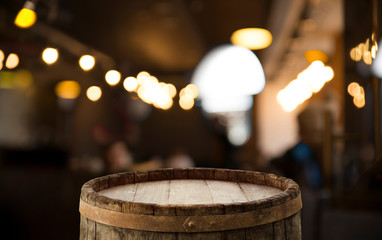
[277,60,334,112]
[105,70,121,86]
[14,1,37,29]
[350,35,378,65]
[5,53,20,69]
[231,28,273,50]
[79,55,95,71]
[87,86,102,102]
[42,48,59,64]
[55,80,81,99]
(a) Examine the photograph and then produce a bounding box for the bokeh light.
[179,95,194,110]
[42,48,59,64]
[105,70,121,86]
[353,94,365,108]
[347,82,360,97]
[231,28,273,50]
[87,86,102,101]
[305,50,329,63]
[277,61,334,112]
[55,80,81,99]
[5,53,19,69]
[350,36,378,65]
[192,44,265,113]
[79,55,95,71]
[0,50,4,62]
[123,76,138,92]
[14,2,37,29]
[167,83,177,98]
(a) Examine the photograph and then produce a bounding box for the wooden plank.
[79,215,87,240]
[285,212,301,240]
[86,217,96,240]
[133,180,170,204]
[98,183,137,202]
[246,222,274,240]
[168,179,213,205]
[177,232,224,240]
[273,219,286,240]
[224,229,246,239]
[205,180,248,204]
[95,222,177,240]
[239,183,282,202]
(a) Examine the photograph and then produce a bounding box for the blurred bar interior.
[1,0,382,239]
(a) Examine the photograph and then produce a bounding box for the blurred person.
[105,141,134,173]
[165,149,195,168]
[268,106,323,189]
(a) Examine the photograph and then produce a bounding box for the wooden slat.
[98,184,137,202]
[205,180,248,203]
[168,179,213,205]
[133,181,170,204]
[239,182,282,202]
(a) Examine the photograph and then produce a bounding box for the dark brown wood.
[79,168,302,239]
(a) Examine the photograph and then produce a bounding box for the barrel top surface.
[98,179,283,205]
[79,168,302,232]
[80,168,301,212]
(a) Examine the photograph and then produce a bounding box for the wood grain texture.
[79,168,302,240]
[98,179,282,205]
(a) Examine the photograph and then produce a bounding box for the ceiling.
[0,0,343,81]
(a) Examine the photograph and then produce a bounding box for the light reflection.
[105,70,121,86]
[42,48,58,64]
[5,53,19,69]
[87,86,102,101]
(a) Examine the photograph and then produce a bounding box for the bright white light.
[42,48,58,64]
[5,53,19,69]
[202,95,253,113]
[277,60,334,112]
[87,86,102,101]
[191,44,265,113]
[79,55,95,71]
[105,70,121,86]
[123,76,138,92]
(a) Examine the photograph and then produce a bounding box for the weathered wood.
[169,179,213,205]
[79,168,302,239]
[246,222,274,240]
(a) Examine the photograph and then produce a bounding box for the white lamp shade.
[191,44,265,112]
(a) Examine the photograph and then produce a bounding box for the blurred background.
[1,0,382,239]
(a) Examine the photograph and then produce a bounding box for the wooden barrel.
[79,168,302,239]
